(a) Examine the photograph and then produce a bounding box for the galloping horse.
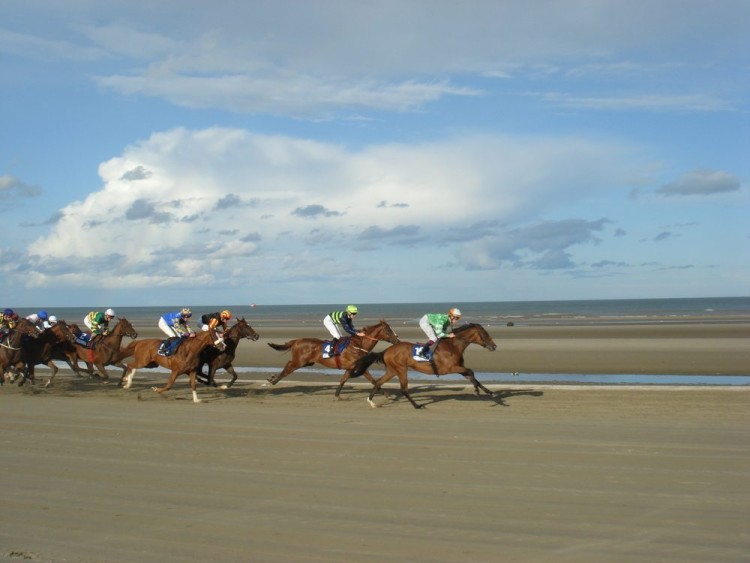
[195,318,260,389]
[118,327,226,403]
[50,317,138,384]
[0,321,40,385]
[350,323,497,409]
[266,319,399,398]
[16,320,78,387]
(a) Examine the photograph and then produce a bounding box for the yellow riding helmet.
[346,305,358,314]
[181,308,192,317]
[220,310,232,319]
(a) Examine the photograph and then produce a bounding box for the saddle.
[322,337,351,359]
[74,332,97,348]
[158,336,184,357]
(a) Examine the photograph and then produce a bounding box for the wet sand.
[1,319,748,562]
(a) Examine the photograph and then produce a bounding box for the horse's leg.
[189,371,201,404]
[335,369,392,400]
[93,362,110,382]
[220,365,238,390]
[152,369,179,395]
[395,371,422,409]
[44,361,59,388]
[121,365,137,389]
[460,368,494,396]
[367,370,398,408]
[267,360,298,385]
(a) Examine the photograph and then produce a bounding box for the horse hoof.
[218,385,228,390]
[367,398,378,408]
[44,380,52,389]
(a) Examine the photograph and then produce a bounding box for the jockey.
[0,308,18,341]
[418,307,462,358]
[84,308,115,338]
[200,310,232,334]
[26,310,52,331]
[159,308,195,339]
[324,305,364,353]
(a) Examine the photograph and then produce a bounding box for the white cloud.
[22,126,644,290]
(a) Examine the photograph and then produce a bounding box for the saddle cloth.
[412,343,432,362]
[322,337,351,359]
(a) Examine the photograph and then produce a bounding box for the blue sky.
[1,0,748,307]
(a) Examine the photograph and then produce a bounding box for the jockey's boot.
[419,341,434,359]
[329,338,338,356]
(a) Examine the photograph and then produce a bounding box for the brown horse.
[49,317,138,384]
[16,320,78,387]
[118,327,226,403]
[195,318,260,389]
[0,321,40,384]
[266,319,399,397]
[350,323,497,409]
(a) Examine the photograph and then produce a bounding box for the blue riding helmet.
[38,310,49,320]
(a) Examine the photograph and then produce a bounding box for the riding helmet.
[448,307,462,318]
[346,305,358,314]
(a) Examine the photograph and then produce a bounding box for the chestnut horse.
[195,318,260,389]
[118,327,226,403]
[50,317,138,384]
[349,323,497,409]
[0,321,40,384]
[16,320,78,387]
[266,319,399,398]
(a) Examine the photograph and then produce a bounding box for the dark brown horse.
[0,321,40,385]
[50,317,138,384]
[195,318,260,389]
[266,319,399,398]
[118,327,226,403]
[350,323,497,409]
[16,320,78,387]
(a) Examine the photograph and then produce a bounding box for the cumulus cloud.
[656,169,741,197]
[22,127,645,289]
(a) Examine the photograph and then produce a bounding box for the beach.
[1,317,749,562]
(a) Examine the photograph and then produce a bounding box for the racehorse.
[195,318,260,389]
[266,319,399,398]
[16,320,78,387]
[49,317,138,384]
[0,321,40,385]
[118,327,226,403]
[349,323,497,409]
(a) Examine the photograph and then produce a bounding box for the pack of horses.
[1,316,498,409]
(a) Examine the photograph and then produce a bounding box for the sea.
[19,296,750,386]
[23,295,750,329]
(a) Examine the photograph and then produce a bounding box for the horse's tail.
[349,351,385,378]
[116,340,139,362]
[267,342,292,352]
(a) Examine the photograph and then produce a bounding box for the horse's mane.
[453,323,482,334]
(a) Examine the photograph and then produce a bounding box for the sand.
[1,319,748,562]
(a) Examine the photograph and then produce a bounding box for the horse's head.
[49,320,77,345]
[366,319,400,344]
[453,323,497,351]
[228,317,260,341]
[13,318,39,338]
[114,317,138,339]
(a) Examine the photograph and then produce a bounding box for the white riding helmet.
[105,308,116,317]
[48,315,58,325]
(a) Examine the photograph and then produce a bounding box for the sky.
[1,0,748,307]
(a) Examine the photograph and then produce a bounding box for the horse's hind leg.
[367,370,399,408]
[267,360,297,385]
[152,370,180,396]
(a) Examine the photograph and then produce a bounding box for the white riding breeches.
[419,314,438,343]
[158,317,180,338]
[323,315,344,339]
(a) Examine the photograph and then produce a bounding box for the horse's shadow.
[373,385,544,408]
